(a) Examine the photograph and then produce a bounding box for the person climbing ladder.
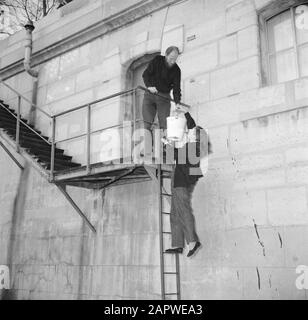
[164,108,213,258]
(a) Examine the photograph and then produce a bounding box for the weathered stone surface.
[1,0,308,301]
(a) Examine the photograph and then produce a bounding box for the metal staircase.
[0,80,191,300]
[0,100,82,171]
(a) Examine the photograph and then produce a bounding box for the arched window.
[125,53,160,123]
[265,3,308,84]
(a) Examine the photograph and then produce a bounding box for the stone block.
[198,95,241,127]
[222,227,285,268]
[234,152,285,172]
[230,108,308,155]
[48,88,93,118]
[226,190,267,228]
[178,43,218,78]
[219,34,238,65]
[38,57,61,87]
[181,266,244,299]
[185,16,226,51]
[238,24,259,59]
[91,266,124,296]
[267,187,308,226]
[226,0,258,34]
[283,226,308,267]
[232,168,285,190]
[295,77,308,101]
[202,126,230,159]
[287,164,308,185]
[242,267,306,299]
[183,73,210,105]
[254,0,275,11]
[58,43,90,77]
[92,78,122,100]
[75,62,109,93]
[286,146,308,164]
[100,54,122,82]
[46,76,75,104]
[210,56,260,100]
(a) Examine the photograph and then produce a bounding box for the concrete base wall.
[0,144,164,299]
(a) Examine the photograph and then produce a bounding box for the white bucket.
[167,116,187,141]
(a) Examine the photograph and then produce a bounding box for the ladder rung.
[165,293,179,296]
[164,272,178,275]
[163,251,180,254]
[162,231,172,234]
[162,212,170,215]
[162,193,172,197]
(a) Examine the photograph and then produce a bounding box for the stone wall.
[0,0,308,299]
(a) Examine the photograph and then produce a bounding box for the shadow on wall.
[76,188,104,299]
[1,162,30,300]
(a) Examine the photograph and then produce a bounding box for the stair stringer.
[0,128,97,233]
[0,127,50,181]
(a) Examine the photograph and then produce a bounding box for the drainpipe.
[24,20,38,126]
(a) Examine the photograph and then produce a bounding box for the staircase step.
[0,117,37,131]
[0,102,11,109]
[45,163,81,171]
[3,123,47,137]
[0,111,29,123]
[1,99,81,172]
[3,126,49,141]
[0,106,16,114]
[41,158,82,169]
[33,153,73,163]
[27,147,66,158]
[6,132,49,146]
[24,146,64,156]
[38,157,81,168]
[39,161,72,171]
[18,139,56,152]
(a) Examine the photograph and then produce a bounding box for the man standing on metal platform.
[141,46,182,159]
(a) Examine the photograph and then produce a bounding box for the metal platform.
[53,160,173,189]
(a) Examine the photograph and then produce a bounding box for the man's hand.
[175,104,185,114]
[148,87,158,94]
[175,104,188,114]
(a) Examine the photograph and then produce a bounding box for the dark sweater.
[173,113,204,188]
[142,55,182,104]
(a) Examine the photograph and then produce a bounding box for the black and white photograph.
[0,0,308,307]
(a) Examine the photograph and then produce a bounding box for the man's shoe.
[187,242,202,257]
[165,247,183,254]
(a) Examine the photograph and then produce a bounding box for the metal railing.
[50,86,190,179]
[0,80,191,179]
[0,79,52,153]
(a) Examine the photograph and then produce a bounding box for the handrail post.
[16,96,21,153]
[132,88,137,164]
[133,88,136,134]
[86,104,91,174]
[50,116,56,181]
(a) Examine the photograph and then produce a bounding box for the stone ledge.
[240,101,308,122]
[239,78,308,122]
[0,0,183,81]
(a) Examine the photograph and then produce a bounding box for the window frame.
[259,0,308,85]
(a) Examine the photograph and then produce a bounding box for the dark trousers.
[170,177,199,248]
[142,91,171,130]
[141,91,171,157]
